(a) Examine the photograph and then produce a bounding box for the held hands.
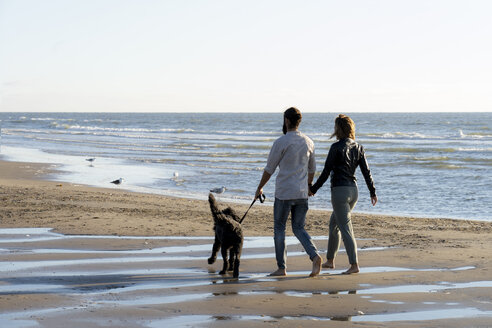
[371,195,378,206]
[308,184,315,197]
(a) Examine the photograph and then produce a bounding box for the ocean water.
[0,112,490,221]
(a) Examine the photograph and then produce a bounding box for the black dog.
[207,193,243,278]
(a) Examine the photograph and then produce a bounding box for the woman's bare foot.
[268,268,287,276]
[322,259,335,269]
[342,264,359,274]
[309,255,322,277]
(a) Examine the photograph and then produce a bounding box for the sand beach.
[1,159,492,327]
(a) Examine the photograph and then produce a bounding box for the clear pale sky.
[1,0,491,112]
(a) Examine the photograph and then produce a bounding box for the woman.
[309,114,377,274]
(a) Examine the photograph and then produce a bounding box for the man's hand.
[255,171,271,200]
[371,195,378,206]
[255,187,263,200]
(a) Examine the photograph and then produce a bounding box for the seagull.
[210,186,226,194]
[86,158,96,162]
[111,178,124,185]
[173,171,179,178]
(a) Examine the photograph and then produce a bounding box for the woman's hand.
[371,195,378,206]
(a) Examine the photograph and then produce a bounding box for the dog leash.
[239,194,266,224]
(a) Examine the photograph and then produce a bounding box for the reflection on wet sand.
[0,228,491,327]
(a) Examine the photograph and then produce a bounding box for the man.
[255,107,322,277]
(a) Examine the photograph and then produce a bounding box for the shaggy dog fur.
[207,193,243,278]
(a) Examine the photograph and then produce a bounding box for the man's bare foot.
[268,268,287,276]
[342,264,359,274]
[309,255,322,277]
[322,259,335,269]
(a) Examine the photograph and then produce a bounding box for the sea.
[0,112,490,221]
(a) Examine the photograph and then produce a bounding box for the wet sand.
[1,160,492,327]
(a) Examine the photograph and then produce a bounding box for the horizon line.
[1,110,491,114]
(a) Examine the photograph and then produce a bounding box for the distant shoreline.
[0,154,481,223]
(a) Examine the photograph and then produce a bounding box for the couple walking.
[255,107,377,277]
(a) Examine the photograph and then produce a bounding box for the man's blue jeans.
[273,198,319,269]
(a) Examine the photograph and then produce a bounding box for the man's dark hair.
[284,107,302,129]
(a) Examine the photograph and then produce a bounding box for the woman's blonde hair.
[331,114,355,140]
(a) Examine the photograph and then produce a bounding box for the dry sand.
[1,159,492,327]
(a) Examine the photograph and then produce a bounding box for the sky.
[1,0,491,113]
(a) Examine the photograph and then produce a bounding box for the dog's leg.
[208,235,220,265]
[219,247,228,275]
[227,250,234,271]
[232,245,242,278]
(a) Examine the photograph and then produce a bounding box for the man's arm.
[255,170,271,199]
[308,172,314,185]
[257,139,280,199]
[307,141,316,195]
[307,172,315,196]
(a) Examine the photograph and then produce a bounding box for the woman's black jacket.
[310,138,376,197]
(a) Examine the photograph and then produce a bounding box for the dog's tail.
[208,193,223,223]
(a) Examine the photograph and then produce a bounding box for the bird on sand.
[111,178,124,185]
[210,186,226,194]
[86,158,96,162]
